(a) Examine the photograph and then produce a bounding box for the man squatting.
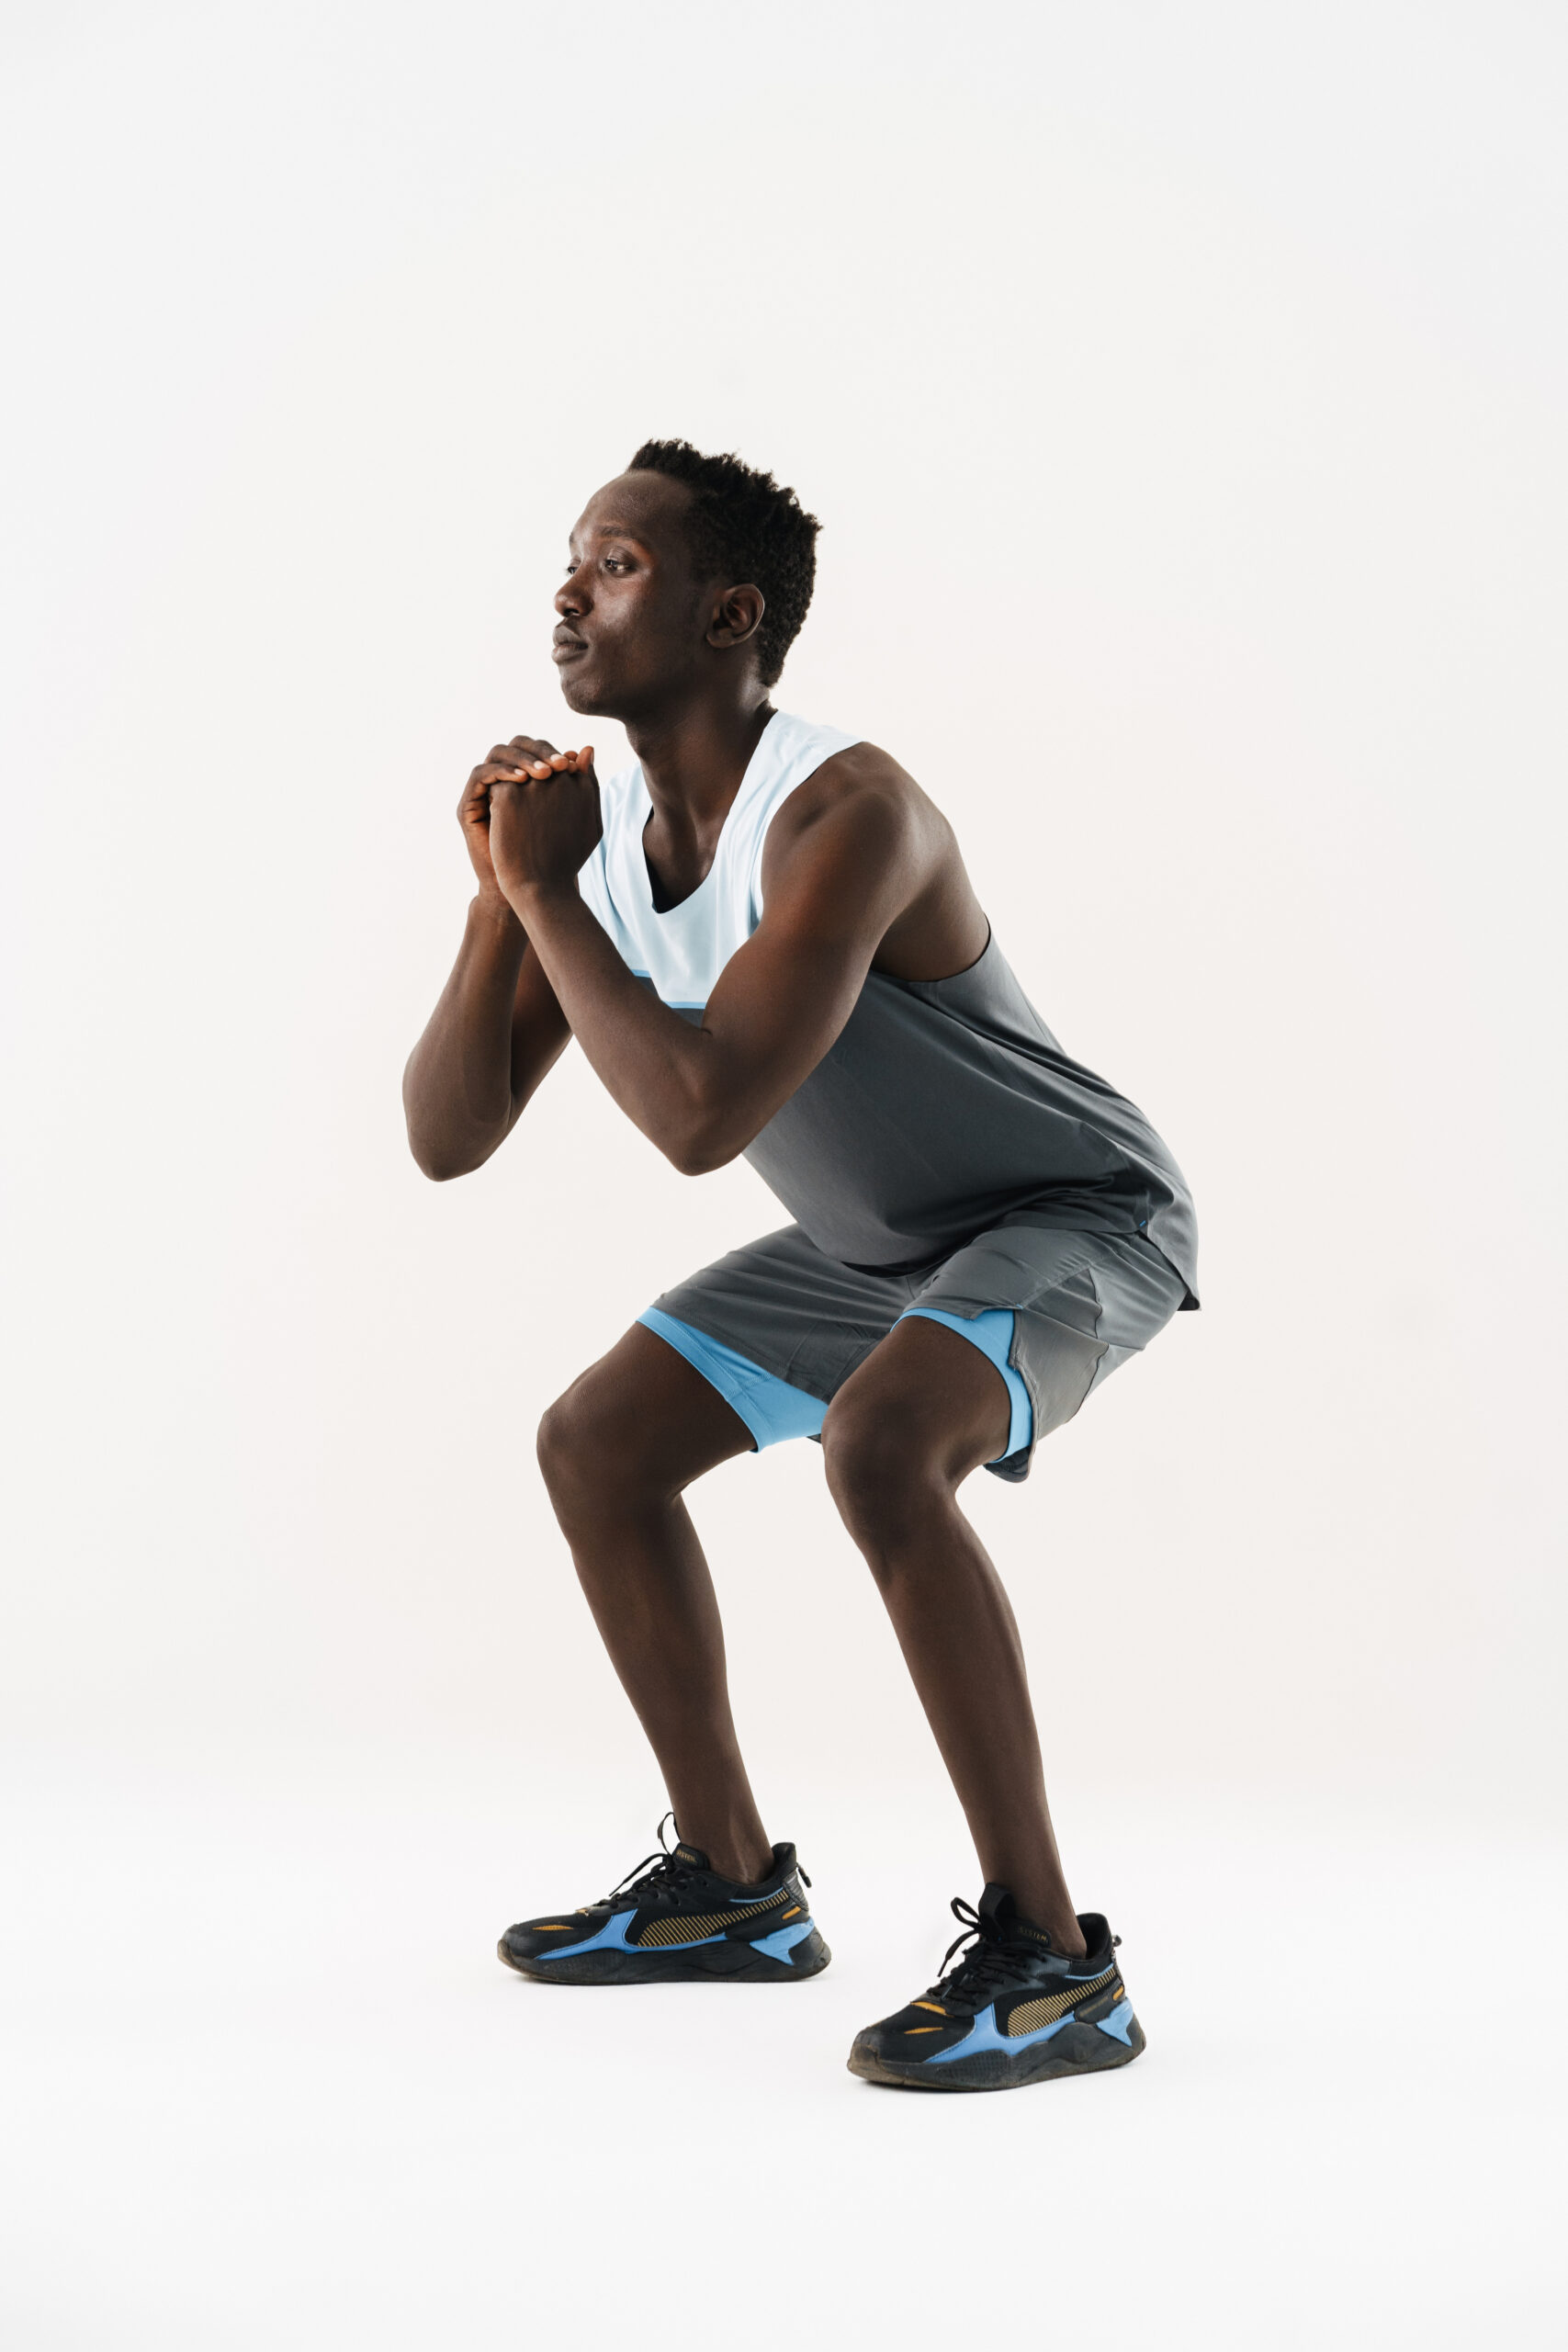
[404,440,1198,2091]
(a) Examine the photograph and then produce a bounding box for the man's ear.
[707,584,765,650]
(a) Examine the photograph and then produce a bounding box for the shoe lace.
[588,1813,808,1914]
[592,1812,704,1911]
[927,1895,1036,2010]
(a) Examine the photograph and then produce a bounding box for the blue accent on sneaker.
[1097,1997,1135,2045]
[924,2000,1074,2065]
[638,1309,827,1451]
[749,1918,818,1962]
[527,1911,641,1962]
[897,1306,1032,1460]
[532,1909,725,1963]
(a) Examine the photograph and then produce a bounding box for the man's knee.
[539,1344,712,1525]
[536,1370,637,1520]
[820,1394,951,1559]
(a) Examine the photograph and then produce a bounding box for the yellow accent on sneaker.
[1005,1963,1119,2037]
[632,1886,791,1947]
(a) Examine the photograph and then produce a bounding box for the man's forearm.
[403,895,529,1179]
[510,883,734,1172]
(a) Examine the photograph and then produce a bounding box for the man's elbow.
[406,1120,490,1182]
[666,1141,731,1178]
[658,1101,761,1176]
[409,1137,469,1182]
[663,1112,750,1179]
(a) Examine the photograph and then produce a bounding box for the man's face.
[552,472,712,719]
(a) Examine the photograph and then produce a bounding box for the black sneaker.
[848,1884,1143,2090]
[498,1819,830,1985]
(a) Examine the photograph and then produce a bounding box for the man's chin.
[558,672,615,718]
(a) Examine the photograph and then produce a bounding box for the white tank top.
[577,710,860,1008]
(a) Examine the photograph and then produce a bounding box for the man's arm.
[402,740,573,1180]
[488,746,937,1176]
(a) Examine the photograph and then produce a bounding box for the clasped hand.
[459,736,602,909]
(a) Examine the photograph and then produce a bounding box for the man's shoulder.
[773,736,920,831]
[758,736,941,906]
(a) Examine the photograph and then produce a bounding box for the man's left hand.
[488,740,603,906]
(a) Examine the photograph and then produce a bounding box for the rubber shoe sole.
[847,2009,1145,2090]
[498,1922,831,1986]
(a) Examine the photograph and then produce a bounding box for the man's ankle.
[675,1819,775,1885]
[711,1839,776,1886]
[1011,1892,1088,1958]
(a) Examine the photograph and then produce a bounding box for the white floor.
[4,1757,1563,2350]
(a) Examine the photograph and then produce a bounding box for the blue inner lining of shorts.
[639,1308,828,1450]
[898,1306,1032,1461]
[637,1305,1031,1464]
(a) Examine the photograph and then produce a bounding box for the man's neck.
[626,694,776,838]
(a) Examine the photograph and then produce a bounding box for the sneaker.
[497,1818,830,1985]
[847,1884,1143,2090]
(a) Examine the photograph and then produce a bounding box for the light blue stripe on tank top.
[631,974,708,1010]
[637,1305,1032,1463]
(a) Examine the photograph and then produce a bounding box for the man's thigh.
[547,1323,755,1491]
[643,1226,1021,1478]
[648,1223,910,1403]
[822,1314,1013,1485]
[626,1221,1185,1495]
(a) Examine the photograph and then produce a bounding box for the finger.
[463,771,517,808]
[489,743,553,780]
[508,735,559,761]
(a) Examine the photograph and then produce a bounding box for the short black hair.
[627,438,820,687]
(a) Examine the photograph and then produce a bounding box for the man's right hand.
[406,736,577,1180]
[458,736,563,907]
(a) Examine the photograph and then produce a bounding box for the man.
[403,439,1198,2092]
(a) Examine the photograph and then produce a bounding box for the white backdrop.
[4,5,1565,2345]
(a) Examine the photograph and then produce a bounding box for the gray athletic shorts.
[642,1223,1187,1483]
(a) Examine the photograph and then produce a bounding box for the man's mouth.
[552,629,588,662]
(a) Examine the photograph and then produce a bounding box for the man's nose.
[556,571,588,618]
